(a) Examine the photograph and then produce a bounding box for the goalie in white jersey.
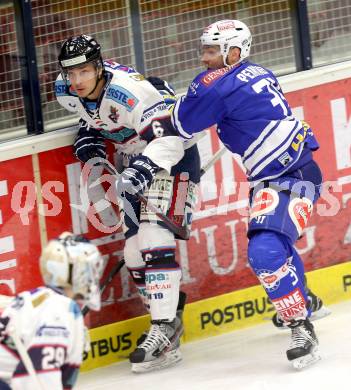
[55,35,200,373]
[0,233,104,390]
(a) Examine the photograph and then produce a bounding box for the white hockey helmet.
[200,20,252,66]
[40,232,104,311]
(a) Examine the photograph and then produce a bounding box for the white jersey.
[0,287,85,390]
[55,60,187,172]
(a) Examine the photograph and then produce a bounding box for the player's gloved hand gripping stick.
[82,146,228,317]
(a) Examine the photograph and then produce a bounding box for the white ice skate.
[130,317,183,373]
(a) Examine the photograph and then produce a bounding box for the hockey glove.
[147,76,177,108]
[73,130,106,163]
[0,316,10,342]
[116,155,160,203]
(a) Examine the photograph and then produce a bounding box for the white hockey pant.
[124,223,181,321]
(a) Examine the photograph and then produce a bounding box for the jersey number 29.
[42,346,66,369]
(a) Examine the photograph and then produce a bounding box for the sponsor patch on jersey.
[55,80,67,97]
[129,73,145,81]
[288,197,313,235]
[141,102,167,123]
[36,325,70,338]
[106,85,139,111]
[31,292,49,308]
[278,151,293,167]
[104,60,136,73]
[249,187,279,220]
[100,127,136,143]
[201,67,232,86]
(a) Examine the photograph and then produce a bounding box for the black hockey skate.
[272,285,331,330]
[286,318,321,369]
[130,317,183,373]
[136,290,186,346]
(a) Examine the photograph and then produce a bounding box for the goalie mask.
[200,20,252,66]
[40,232,104,311]
[58,34,104,87]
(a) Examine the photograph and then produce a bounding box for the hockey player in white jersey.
[0,232,104,389]
[55,35,200,373]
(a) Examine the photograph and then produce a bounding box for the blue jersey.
[171,61,319,182]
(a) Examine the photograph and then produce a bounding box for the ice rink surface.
[77,300,351,390]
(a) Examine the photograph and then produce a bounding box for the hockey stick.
[103,161,190,239]
[81,258,125,317]
[82,146,228,316]
[200,146,227,176]
[7,324,46,390]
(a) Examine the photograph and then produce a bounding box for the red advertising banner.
[0,156,43,295]
[0,77,350,329]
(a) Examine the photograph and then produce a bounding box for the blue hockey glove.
[73,130,106,163]
[116,155,160,202]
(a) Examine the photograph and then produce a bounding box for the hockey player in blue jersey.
[168,19,328,369]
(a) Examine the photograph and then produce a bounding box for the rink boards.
[0,60,350,372]
[82,260,351,371]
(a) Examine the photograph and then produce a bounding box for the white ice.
[77,300,351,390]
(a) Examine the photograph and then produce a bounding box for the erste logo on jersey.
[55,80,66,97]
[106,85,139,112]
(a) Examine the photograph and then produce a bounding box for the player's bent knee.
[248,230,288,275]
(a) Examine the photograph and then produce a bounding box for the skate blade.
[291,347,321,370]
[131,348,182,373]
[310,305,331,321]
